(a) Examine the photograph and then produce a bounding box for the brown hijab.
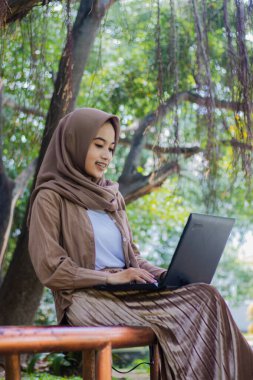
[27,108,122,226]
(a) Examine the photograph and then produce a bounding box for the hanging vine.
[223,0,253,177]
[155,0,163,105]
[235,0,252,176]
[191,0,216,147]
[169,0,179,145]
[191,0,219,210]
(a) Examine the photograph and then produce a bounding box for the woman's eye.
[95,143,113,153]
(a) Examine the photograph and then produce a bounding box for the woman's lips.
[96,162,107,170]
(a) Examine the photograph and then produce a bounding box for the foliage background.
[1,0,253,318]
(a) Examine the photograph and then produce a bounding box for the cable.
[112,361,151,374]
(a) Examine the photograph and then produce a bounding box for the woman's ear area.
[96,121,116,148]
[108,116,120,147]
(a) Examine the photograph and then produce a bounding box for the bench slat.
[96,344,112,380]
[0,326,159,380]
[5,354,20,380]
[0,326,156,353]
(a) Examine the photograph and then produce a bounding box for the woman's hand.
[107,268,156,285]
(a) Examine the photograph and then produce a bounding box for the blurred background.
[0,0,253,377]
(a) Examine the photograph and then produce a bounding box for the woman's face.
[84,122,115,180]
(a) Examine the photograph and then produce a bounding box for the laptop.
[94,213,235,292]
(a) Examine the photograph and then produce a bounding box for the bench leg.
[5,354,21,380]
[96,343,112,380]
[82,349,96,380]
[150,342,159,380]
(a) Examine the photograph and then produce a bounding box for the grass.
[0,374,147,380]
[0,369,149,380]
[0,347,149,380]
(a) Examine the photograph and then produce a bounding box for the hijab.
[27,108,123,226]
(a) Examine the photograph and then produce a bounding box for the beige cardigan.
[29,189,166,322]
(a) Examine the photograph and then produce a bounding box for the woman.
[28,108,253,380]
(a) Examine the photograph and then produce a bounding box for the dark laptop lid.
[161,213,235,287]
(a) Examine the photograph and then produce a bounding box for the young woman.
[28,108,253,380]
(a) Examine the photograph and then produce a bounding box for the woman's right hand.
[106,268,156,285]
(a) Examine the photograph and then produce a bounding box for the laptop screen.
[161,213,235,287]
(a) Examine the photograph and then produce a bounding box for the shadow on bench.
[0,326,159,380]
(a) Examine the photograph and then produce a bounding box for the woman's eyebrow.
[94,137,115,144]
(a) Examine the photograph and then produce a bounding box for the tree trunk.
[37,0,108,171]
[0,0,116,325]
[0,0,53,26]
[0,79,15,277]
[0,220,43,324]
[0,173,15,269]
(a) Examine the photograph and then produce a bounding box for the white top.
[87,210,125,270]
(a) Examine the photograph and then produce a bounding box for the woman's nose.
[101,149,110,160]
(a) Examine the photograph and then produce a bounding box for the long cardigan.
[29,190,253,379]
[28,189,166,323]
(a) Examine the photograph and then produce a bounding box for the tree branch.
[119,90,249,183]
[0,158,37,268]
[0,0,54,26]
[222,138,253,151]
[186,92,245,111]
[119,137,202,157]
[14,158,38,197]
[2,90,247,123]
[2,97,45,117]
[119,161,179,204]
[120,137,253,155]
[95,0,117,17]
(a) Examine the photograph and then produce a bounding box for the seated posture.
[28,108,253,379]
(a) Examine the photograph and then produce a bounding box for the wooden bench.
[0,326,159,380]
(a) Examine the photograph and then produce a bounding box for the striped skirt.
[66,283,253,380]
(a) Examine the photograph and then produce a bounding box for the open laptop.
[94,213,235,292]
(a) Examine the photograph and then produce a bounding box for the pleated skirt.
[66,283,253,380]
